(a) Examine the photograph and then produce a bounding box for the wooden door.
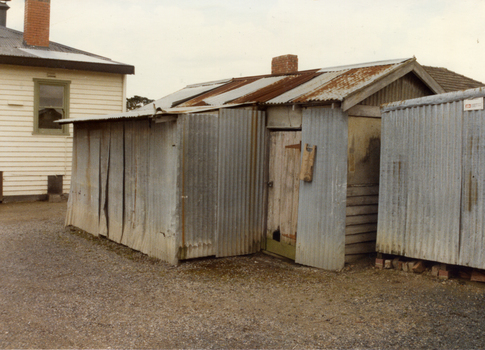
[266,131,302,259]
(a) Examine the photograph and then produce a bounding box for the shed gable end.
[361,72,434,106]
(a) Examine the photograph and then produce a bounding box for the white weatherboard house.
[0,0,134,202]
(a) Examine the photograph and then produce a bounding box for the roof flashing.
[318,58,412,73]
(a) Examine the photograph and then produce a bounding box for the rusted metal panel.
[292,65,398,104]
[216,109,266,257]
[180,114,219,259]
[178,79,259,107]
[231,72,321,104]
[204,77,286,106]
[61,59,416,124]
[295,107,348,270]
[378,88,485,269]
[267,70,345,104]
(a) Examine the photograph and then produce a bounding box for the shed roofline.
[58,103,251,124]
[341,59,445,111]
[382,86,485,112]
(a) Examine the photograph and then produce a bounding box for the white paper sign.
[464,97,484,111]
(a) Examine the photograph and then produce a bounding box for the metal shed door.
[216,109,266,257]
[295,107,348,270]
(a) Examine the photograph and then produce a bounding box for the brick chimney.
[0,1,10,27]
[271,54,298,75]
[24,0,50,47]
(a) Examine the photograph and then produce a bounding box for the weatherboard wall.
[0,64,126,199]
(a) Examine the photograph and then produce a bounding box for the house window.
[33,79,70,135]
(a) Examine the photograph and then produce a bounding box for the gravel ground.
[1,201,485,349]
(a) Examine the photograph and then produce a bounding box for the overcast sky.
[5,0,485,100]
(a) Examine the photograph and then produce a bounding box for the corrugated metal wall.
[66,119,179,264]
[377,90,485,269]
[216,109,266,257]
[67,110,267,264]
[180,114,219,259]
[377,103,463,263]
[459,107,485,268]
[66,123,101,236]
[295,107,348,270]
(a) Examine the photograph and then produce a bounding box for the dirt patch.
[1,201,485,349]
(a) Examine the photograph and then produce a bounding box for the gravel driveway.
[1,201,485,349]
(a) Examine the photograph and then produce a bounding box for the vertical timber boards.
[265,131,302,260]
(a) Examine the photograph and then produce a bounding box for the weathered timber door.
[266,131,302,259]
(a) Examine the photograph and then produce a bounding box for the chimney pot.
[272,54,298,75]
[0,1,10,27]
[24,0,51,47]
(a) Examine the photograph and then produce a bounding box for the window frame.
[33,78,71,136]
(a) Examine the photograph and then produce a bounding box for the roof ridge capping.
[382,86,485,112]
[318,57,413,73]
[185,78,232,88]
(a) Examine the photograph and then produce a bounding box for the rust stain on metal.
[282,233,296,240]
[173,63,396,108]
[293,65,394,103]
[179,78,260,107]
[231,71,321,104]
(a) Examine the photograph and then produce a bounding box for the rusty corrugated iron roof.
[176,58,412,107]
[231,70,321,104]
[179,77,261,107]
[64,57,462,123]
[291,64,397,103]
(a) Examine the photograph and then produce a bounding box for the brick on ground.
[412,261,426,273]
[439,270,450,279]
[385,260,392,269]
[471,270,485,283]
[375,258,384,269]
